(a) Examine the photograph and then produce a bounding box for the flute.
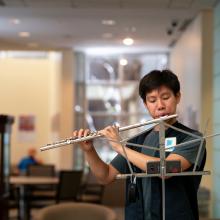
[40,114,177,152]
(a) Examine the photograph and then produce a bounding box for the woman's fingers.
[99,126,119,141]
[73,129,92,140]
[73,130,78,137]
[84,129,90,137]
[72,129,94,151]
[78,128,84,138]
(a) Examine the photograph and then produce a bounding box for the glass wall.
[74,52,168,168]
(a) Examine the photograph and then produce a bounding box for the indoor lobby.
[0,0,220,219]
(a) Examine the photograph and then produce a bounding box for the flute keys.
[89,131,98,136]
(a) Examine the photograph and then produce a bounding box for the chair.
[8,185,20,220]
[30,170,83,209]
[34,202,117,220]
[56,170,83,203]
[27,164,55,177]
[26,164,57,212]
[27,164,56,200]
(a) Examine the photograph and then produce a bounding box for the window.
[74,52,168,168]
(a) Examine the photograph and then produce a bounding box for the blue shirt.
[18,156,38,172]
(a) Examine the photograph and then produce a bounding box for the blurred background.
[0,0,219,219]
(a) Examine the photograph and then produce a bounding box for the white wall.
[170,9,213,215]
[0,50,75,171]
[170,14,202,128]
[54,50,75,170]
[212,1,220,217]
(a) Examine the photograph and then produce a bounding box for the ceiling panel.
[3,0,25,6]
[169,0,193,9]
[192,0,217,8]
[121,0,170,9]
[72,0,121,9]
[0,0,218,51]
[25,0,73,7]
[71,0,171,9]
[3,0,218,8]
[4,0,73,7]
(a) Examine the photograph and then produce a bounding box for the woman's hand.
[73,129,94,152]
[99,125,122,153]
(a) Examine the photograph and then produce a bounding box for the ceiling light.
[10,18,20,25]
[120,58,128,66]
[102,20,116,26]
[19,32,30,37]
[123,37,134,46]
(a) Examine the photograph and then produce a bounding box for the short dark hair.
[139,69,180,102]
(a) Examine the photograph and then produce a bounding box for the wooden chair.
[27,164,56,201]
[29,169,83,214]
[56,170,83,203]
[27,164,55,177]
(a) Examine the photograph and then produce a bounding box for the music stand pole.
[159,121,166,220]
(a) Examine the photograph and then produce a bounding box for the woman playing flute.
[73,69,206,220]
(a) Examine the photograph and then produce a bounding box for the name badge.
[165,137,176,152]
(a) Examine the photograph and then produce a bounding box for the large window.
[74,52,168,168]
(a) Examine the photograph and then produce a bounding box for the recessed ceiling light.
[123,37,134,46]
[10,18,20,24]
[102,19,116,26]
[19,32,30,37]
[120,58,128,66]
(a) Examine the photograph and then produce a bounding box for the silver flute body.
[40,114,177,151]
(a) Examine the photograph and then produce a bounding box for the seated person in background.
[18,147,42,174]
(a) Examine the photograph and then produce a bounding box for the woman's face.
[144,85,181,123]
